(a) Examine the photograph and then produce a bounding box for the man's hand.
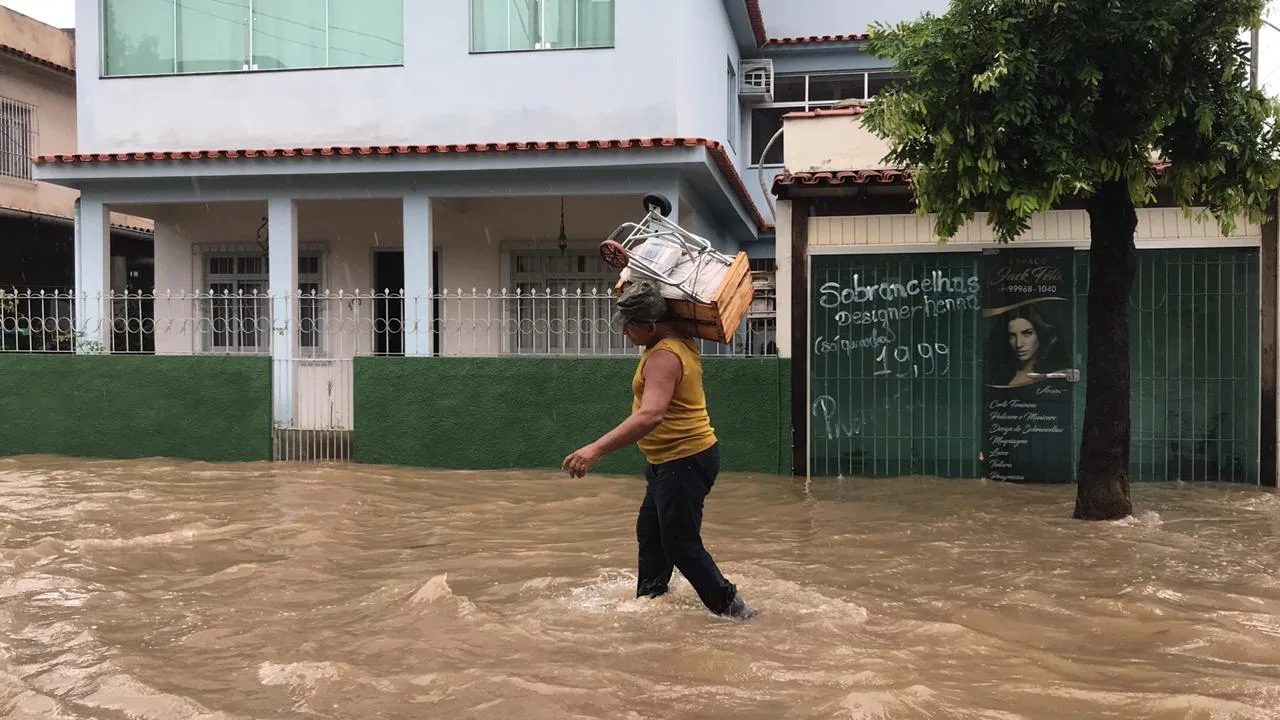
[563,444,603,478]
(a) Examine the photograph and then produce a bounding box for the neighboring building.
[772,108,1275,487]
[28,0,925,451]
[0,5,151,294]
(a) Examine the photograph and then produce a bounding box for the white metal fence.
[3,285,777,464]
[0,287,778,358]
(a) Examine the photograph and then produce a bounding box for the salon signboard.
[980,247,1078,484]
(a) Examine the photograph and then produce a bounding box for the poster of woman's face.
[984,300,1071,388]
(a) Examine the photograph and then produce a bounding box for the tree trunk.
[1075,179,1138,520]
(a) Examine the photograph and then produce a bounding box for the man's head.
[615,280,672,346]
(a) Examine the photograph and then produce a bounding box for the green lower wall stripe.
[354,356,791,476]
[0,355,272,463]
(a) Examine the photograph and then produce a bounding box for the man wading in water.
[563,280,755,620]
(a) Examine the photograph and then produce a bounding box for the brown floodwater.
[1,455,1279,719]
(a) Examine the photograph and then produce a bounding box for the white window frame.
[98,0,406,77]
[507,248,628,355]
[727,59,739,152]
[199,251,323,355]
[470,0,615,53]
[749,70,902,167]
[0,96,36,182]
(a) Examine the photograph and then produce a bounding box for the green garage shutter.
[811,247,1260,483]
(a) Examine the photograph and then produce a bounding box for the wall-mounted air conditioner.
[739,59,774,104]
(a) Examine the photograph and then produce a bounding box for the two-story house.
[29,0,941,449]
[0,5,152,298]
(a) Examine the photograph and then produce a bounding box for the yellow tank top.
[632,336,718,465]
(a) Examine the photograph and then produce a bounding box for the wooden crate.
[613,252,755,344]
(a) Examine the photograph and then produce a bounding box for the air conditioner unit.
[739,59,774,104]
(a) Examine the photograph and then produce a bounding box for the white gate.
[272,358,354,462]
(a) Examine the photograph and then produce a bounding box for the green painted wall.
[354,356,790,476]
[0,355,272,463]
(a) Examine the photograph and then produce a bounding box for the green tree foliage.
[860,0,1280,519]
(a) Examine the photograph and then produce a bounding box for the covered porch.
[23,142,778,454]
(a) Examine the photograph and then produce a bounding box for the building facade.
[772,109,1278,488]
[20,0,934,461]
[0,5,151,296]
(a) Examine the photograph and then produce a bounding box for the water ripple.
[0,456,1278,718]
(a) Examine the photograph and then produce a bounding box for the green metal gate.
[809,252,982,478]
[1071,247,1260,483]
[809,247,1261,482]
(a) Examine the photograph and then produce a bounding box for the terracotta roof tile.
[743,0,768,46]
[765,34,870,46]
[782,107,869,119]
[773,161,1174,194]
[35,137,711,164]
[741,1,868,47]
[0,42,74,75]
[35,137,774,233]
[774,170,911,190]
[0,204,152,234]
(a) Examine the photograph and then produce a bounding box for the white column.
[661,191,680,226]
[774,200,793,359]
[268,196,298,425]
[74,197,111,353]
[402,193,434,357]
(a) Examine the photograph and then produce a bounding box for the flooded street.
[1,456,1279,719]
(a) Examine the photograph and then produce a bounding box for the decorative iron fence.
[0,287,778,358]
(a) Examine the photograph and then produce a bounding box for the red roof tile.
[741,1,868,47]
[34,137,774,233]
[0,42,74,75]
[0,204,152,234]
[774,170,911,190]
[773,161,1174,194]
[743,0,768,46]
[765,34,870,46]
[35,137,705,164]
[782,107,869,119]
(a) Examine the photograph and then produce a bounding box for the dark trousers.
[635,443,738,615]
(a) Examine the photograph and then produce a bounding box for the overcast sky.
[3,0,1279,93]
[2,0,73,29]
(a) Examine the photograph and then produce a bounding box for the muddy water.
[2,457,1280,719]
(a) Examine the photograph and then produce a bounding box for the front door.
[373,249,441,355]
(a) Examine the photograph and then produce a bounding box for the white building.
[28,0,946,446]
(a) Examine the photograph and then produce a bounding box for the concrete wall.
[1,7,150,231]
[678,0,743,170]
[0,355,272,462]
[808,209,1263,248]
[0,59,78,218]
[0,5,77,217]
[745,165,784,228]
[353,355,791,475]
[74,0,742,165]
[0,5,75,69]
[782,112,895,174]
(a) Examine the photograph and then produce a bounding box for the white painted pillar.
[74,197,111,353]
[661,191,680,226]
[268,196,298,425]
[402,193,435,357]
[774,199,793,359]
